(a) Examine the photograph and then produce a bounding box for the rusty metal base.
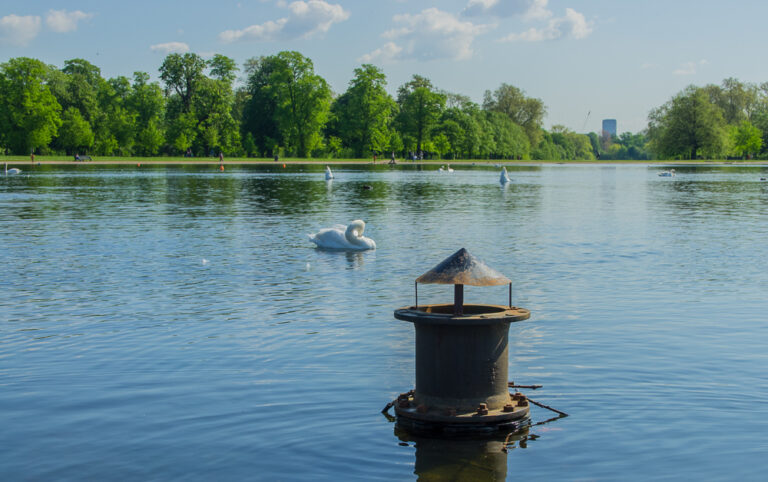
[394,391,530,435]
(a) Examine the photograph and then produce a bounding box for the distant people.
[373,154,377,164]
[75,154,80,162]
[30,152,35,163]
[219,151,224,164]
[391,151,395,163]
[274,154,279,162]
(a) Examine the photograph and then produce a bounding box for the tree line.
[0,52,594,160]
[1,52,764,161]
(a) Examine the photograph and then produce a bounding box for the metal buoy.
[392,248,531,434]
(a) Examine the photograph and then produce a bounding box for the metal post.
[454,284,464,316]
[415,282,418,310]
[509,283,512,308]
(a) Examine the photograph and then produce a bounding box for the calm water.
[2,163,767,480]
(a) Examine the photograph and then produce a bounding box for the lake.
[2,163,767,480]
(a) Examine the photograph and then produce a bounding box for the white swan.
[438,165,445,173]
[446,164,454,173]
[658,169,676,177]
[308,220,376,251]
[500,167,511,184]
[325,165,334,180]
[5,163,21,175]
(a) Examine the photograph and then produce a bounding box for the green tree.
[136,119,164,156]
[396,75,445,155]
[159,53,207,114]
[58,107,94,153]
[331,64,396,157]
[128,72,166,155]
[703,78,759,125]
[268,51,332,157]
[648,86,728,159]
[730,120,763,158]
[0,57,62,153]
[483,83,546,147]
[242,55,283,156]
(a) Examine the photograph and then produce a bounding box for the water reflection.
[395,426,532,481]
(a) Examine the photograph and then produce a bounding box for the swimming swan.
[5,163,21,175]
[446,164,454,173]
[500,167,511,184]
[658,169,676,177]
[308,220,376,251]
[325,165,334,180]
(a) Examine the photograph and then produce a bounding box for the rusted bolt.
[417,404,428,413]
[503,404,515,412]
[477,403,489,415]
[517,400,528,407]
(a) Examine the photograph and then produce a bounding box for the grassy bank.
[2,155,767,166]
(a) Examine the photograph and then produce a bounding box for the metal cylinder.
[415,320,509,410]
[394,303,530,429]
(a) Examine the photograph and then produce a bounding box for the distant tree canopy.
[7,52,768,161]
[645,78,768,159]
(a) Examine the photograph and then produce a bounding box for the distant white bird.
[438,165,445,173]
[658,169,676,177]
[446,164,454,173]
[500,167,511,184]
[325,165,334,180]
[308,220,376,251]
[4,163,21,175]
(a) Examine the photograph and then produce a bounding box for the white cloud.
[220,0,349,42]
[358,42,402,63]
[150,42,190,54]
[362,8,485,63]
[673,59,708,76]
[463,0,551,20]
[45,9,93,33]
[564,8,591,39]
[0,14,41,47]
[501,7,592,42]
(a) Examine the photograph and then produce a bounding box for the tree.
[58,107,94,153]
[159,53,207,114]
[268,51,332,157]
[331,64,396,157]
[730,120,763,158]
[396,75,445,155]
[242,55,283,156]
[647,86,728,159]
[703,78,759,125]
[0,57,62,153]
[483,83,546,147]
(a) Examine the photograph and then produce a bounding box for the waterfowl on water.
[308,220,376,251]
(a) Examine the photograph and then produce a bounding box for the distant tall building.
[602,119,617,137]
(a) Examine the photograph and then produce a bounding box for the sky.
[2,0,768,134]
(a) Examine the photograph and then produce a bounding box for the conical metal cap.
[415,248,511,286]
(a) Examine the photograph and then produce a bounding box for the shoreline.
[3,157,768,167]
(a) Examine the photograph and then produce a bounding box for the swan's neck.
[345,222,365,244]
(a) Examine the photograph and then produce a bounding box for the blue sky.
[2,0,767,134]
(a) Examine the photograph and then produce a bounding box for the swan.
[5,163,21,175]
[500,167,511,184]
[658,169,676,177]
[308,220,376,251]
[438,165,445,173]
[325,165,334,180]
[446,164,454,173]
